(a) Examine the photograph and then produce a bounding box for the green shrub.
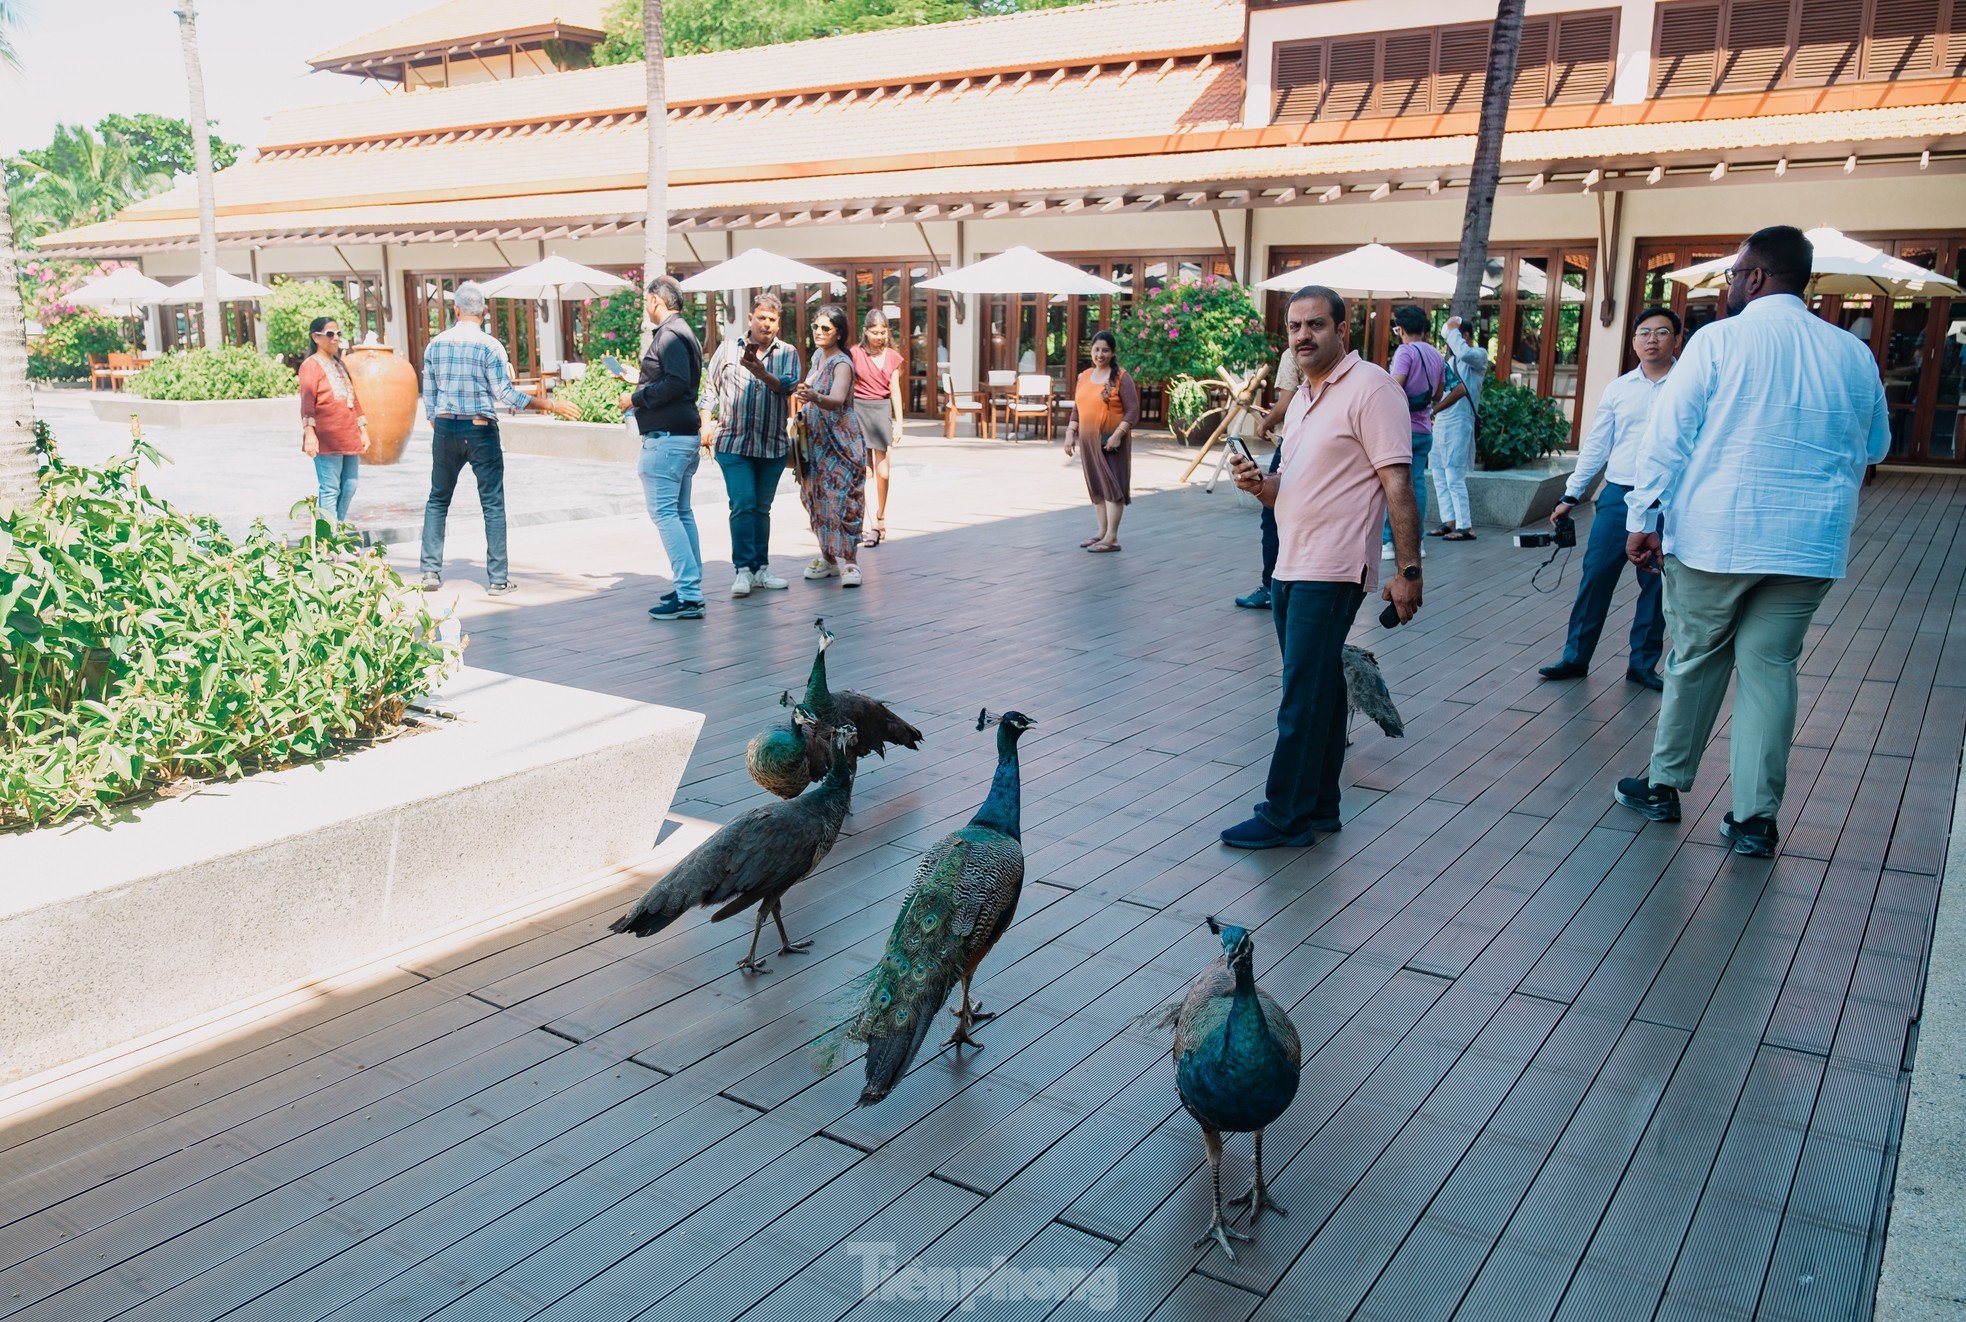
[1475,376,1572,471]
[128,346,296,401]
[575,285,644,362]
[263,278,361,361]
[1111,277,1275,400]
[553,369,632,424]
[0,428,459,830]
[26,314,128,381]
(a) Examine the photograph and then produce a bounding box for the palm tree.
[11,124,166,240]
[1450,0,1527,323]
[175,0,221,345]
[642,0,667,285]
[0,1,37,517]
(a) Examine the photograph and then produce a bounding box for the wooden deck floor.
[3,449,1961,1322]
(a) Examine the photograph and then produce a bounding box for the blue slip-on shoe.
[1219,816,1319,849]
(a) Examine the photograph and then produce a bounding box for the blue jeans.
[1258,581,1366,833]
[421,418,507,584]
[1560,482,1665,672]
[639,432,703,602]
[1384,431,1432,543]
[1259,444,1281,588]
[714,450,788,572]
[312,452,359,522]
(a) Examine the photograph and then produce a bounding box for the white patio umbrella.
[678,249,846,291]
[157,271,273,303]
[1258,243,1457,300]
[918,246,1122,296]
[1666,227,1964,299]
[479,255,633,300]
[67,267,173,314]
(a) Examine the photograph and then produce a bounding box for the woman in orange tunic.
[1063,330,1139,553]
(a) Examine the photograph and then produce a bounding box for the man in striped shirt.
[699,292,801,597]
[418,281,576,594]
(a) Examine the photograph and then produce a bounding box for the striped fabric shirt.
[698,335,800,459]
[420,321,533,422]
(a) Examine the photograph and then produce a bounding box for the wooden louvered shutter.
[1378,30,1434,115]
[1866,0,1943,78]
[1510,16,1554,105]
[1273,40,1326,123]
[1550,11,1618,103]
[1720,0,1796,89]
[1324,36,1378,119]
[1654,1,1723,95]
[1792,0,1863,82]
[1436,24,1491,113]
[1948,0,1966,74]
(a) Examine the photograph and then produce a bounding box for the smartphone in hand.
[1225,436,1255,466]
[601,354,627,379]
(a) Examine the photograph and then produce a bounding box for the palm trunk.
[642,0,667,284]
[1451,0,1527,322]
[176,0,221,345]
[0,172,35,516]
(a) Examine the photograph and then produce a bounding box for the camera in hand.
[1515,513,1576,550]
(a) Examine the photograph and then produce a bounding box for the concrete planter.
[90,393,300,430]
[1426,455,1576,530]
[0,667,701,1087]
[499,414,640,464]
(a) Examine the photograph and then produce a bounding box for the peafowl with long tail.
[837,708,1034,1107]
[1159,917,1302,1261]
[612,713,857,974]
[746,619,923,800]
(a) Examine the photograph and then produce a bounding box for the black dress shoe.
[1721,812,1778,857]
[1626,667,1664,691]
[1539,661,1587,681]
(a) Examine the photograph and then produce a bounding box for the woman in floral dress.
[794,304,869,588]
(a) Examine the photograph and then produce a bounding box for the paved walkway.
[1,432,1959,1321]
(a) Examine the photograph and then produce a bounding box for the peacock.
[1159,917,1302,1262]
[839,708,1034,1107]
[612,712,858,974]
[1342,644,1404,738]
[745,619,924,800]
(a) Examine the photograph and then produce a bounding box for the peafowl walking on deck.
[745,619,923,799]
[612,714,858,974]
[840,708,1034,1107]
[1342,644,1404,739]
[1161,917,1301,1261]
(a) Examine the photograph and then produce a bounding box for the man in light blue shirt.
[1538,306,1678,689]
[1614,226,1891,857]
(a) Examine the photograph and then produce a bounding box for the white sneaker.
[840,564,862,588]
[804,558,837,580]
[730,568,753,598]
[1381,544,1396,559]
[751,566,789,590]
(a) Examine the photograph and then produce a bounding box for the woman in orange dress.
[1063,330,1139,553]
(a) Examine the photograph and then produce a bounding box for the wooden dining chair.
[939,367,987,438]
[1006,373,1055,441]
[87,354,114,392]
[105,352,142,391]
[985,369,1017,437]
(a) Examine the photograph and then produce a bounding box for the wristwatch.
[1400,565,1422,581]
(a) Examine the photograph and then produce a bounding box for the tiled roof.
[118,59,1245,218]
[310,0,612,67]
[38,103,1966,255]
[283,0,1244,142]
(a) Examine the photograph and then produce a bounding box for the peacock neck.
[805,645,838,721]
[1222,958,1274,1059]
[969,734,1023,839]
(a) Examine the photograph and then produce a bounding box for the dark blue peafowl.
[1161,917,1302,1261]
[836,708,1034,1107]
[746,619,923,800]
[612,713,857,973]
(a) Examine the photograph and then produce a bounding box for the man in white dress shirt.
[1613,226,1891,857]
[1538,306,1679,690]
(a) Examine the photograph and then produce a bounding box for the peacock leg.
[945,973,993,1050]
[772,903,813,956]
[1227,1128,1288,1223]
[1192,1128,1253,1260]
[735,908,772,974]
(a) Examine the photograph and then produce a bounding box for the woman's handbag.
[788,408,813,483]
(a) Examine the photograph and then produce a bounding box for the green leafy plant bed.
[554,368,633,424]
[0,430,458,831]
[1476,377,1571,471]
[127,346,296,401]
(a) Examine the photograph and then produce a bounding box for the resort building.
[38,0,1966,463]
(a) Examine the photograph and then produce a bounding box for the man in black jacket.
[618,274,706,620]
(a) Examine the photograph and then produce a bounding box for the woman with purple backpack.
[1381,304,1445,558]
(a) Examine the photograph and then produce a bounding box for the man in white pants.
[1426,315,1488,540]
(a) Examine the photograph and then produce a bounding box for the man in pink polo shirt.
[1224,285,1424,849]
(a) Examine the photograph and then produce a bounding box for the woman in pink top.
[849,309,905,548]
[297,316,369,523]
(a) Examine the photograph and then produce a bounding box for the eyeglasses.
[1633,327,1675,339]
[317,329,342,339]
[1724,266,1763,284]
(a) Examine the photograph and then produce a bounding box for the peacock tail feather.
[846,838,970,1048]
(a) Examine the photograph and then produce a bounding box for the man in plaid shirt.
[418,280,576,594]
[699,291,801,597]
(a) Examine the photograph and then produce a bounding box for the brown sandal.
[1086,542,1122,553]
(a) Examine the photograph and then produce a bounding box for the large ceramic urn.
[345,342,419,465]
